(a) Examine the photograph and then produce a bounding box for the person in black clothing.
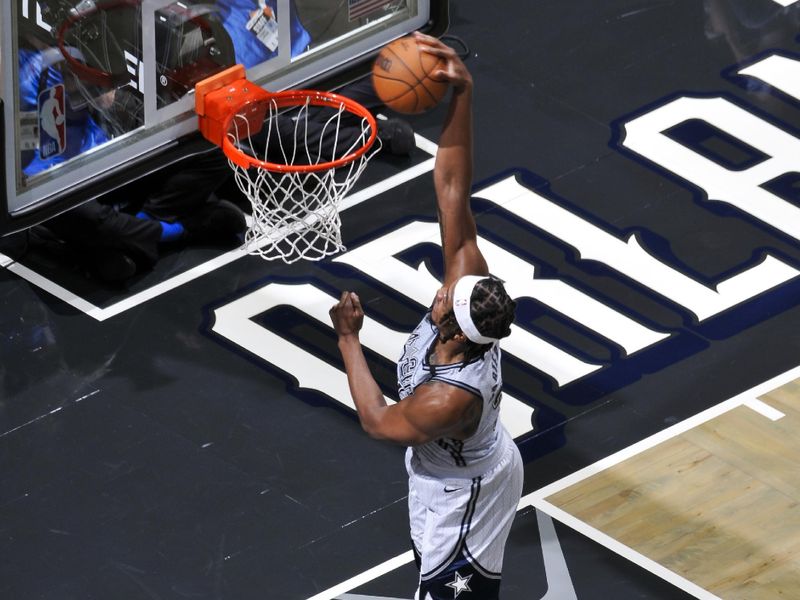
[40,149,246,283]
[15,40,246,284]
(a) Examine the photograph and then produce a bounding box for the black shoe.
[87,249,137,283]
[181,199,247,244]
[378,118,415,156]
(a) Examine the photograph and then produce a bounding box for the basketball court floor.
[2,0,800,598]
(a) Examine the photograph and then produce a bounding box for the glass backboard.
[1,0,447,235]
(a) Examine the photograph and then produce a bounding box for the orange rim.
[220,90,379,173]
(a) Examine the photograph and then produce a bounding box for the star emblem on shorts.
[445,571,472,597]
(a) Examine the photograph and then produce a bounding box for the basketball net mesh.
[227,97,380,263]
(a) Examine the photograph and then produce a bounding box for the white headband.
[452,275,499,345]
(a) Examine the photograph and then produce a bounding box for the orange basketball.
[372,36,449,115]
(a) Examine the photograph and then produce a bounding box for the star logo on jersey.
[445,571,472,597]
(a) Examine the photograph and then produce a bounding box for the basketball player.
[329,32,522,600]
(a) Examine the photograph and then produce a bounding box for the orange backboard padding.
[195,65,271,149]
[195,65,378,172]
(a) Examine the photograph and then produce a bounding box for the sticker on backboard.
[38,84,66,159]
[247,5,279,51]
[19,111,39,152]
[348,0,392,21]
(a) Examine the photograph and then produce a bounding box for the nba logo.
[38,84,66,159]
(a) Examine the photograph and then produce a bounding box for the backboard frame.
[0,0,449,237]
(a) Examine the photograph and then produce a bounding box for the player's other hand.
[413,31,472,92]
[329,291,364,339]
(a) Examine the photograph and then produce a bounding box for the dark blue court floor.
[2,1,800,598]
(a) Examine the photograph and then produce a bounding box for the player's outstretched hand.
[413,31,472,92]
[329,291,364,339]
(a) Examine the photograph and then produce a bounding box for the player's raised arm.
[414,32,488,286]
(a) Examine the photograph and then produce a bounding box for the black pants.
[44,145,231,267]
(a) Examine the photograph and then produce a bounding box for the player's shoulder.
[404,380,478,426]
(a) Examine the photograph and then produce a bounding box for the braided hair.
[461,276,516,364]
[437,276,516,367]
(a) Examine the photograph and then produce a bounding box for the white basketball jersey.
[397,313,508,478]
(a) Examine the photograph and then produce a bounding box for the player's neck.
[430,337,466,366]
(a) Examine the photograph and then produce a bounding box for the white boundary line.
[340,156,435,212]
[531,500,722,600]
[1,134,438,322]
[518,363,800,599]
[524,364,800,503]
[1,260,100,316]
[743,397,785,421]
[305,551,414,600]
[309,364,800,600]
[337,594,410,600]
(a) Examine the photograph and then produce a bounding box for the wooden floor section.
[547,379,800,599]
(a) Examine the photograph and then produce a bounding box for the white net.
[226,96,380,263]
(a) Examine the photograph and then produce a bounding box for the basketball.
[372,36,449,114]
